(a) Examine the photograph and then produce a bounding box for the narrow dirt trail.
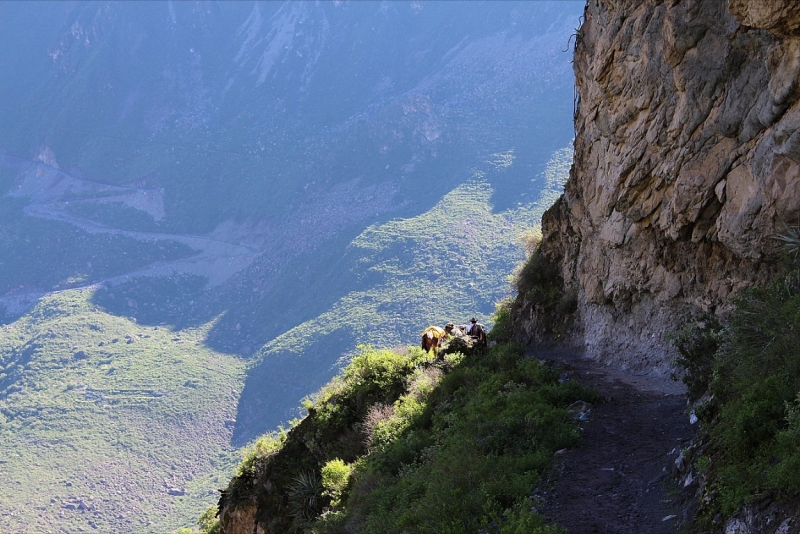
[535,349,694,534]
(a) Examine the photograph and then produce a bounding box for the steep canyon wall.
[530,0,800,372]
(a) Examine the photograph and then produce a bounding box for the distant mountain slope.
[0,1,578,230]
[0,290,244,533]
[0,1,582,532]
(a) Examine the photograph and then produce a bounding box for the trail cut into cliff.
[538,349,692,534]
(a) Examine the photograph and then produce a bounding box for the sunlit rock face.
[537,0,800,372]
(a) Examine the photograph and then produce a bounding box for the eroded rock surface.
[533,0,800,372]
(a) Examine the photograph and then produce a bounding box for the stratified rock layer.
[536,0,800,372]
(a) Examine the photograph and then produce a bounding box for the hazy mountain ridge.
[0,0,579,320]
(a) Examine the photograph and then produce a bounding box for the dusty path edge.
[530,347,695,534]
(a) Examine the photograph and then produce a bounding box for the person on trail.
[466,317,487,347]
[467,317,480,336]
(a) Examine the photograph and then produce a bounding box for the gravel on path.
[536,349,694,534]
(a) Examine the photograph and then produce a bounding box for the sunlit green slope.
[235,148,572,443]
[0,290,244,533]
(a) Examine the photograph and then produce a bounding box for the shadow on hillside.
[231,329,355,446]
[88,229,367,356]
[91,274,215,330]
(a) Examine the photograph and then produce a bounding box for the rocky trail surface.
[536,349,693,534]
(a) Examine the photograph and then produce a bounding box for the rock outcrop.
[531,0,800,372]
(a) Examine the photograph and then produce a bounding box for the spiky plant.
[774,222,800,261]
[287,470,324,530]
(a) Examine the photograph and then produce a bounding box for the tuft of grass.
[773,222,800,261]
[287,470,324,529]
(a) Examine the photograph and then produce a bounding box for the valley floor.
[536,349,693,534]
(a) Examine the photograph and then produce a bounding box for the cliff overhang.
[528,0,800,373]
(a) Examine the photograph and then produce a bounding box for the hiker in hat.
[466,317,487,346]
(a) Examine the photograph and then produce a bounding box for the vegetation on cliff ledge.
[490,222,577,348]
[673,243,800,529]
[210,338,593,533]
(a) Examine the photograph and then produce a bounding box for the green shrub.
[498,501,566,534]
[511,245,576,339]
[313,346,423,432]
[667,318,725,402]
[489,298,514,342]
[687,268,800,521]
[197,506,221,534]
[516,250,560,305]
[172,505,220,534]
[768,394,800,494]
[321,458,352,506]
[343,346,415,390]
[489,342,525,372]
[236,432,286,477]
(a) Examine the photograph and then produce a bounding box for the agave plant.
[287,470,324,529]
[774,222,800,260]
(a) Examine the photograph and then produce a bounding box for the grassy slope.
[234,148,573,442]
[0,289,244,533]
[218,342,594,534]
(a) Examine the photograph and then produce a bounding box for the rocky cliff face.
[531,0,800,372]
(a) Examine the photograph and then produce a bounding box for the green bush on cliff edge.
[674,266,800,526]
[500,233,578,344]
[214,340,593,533]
